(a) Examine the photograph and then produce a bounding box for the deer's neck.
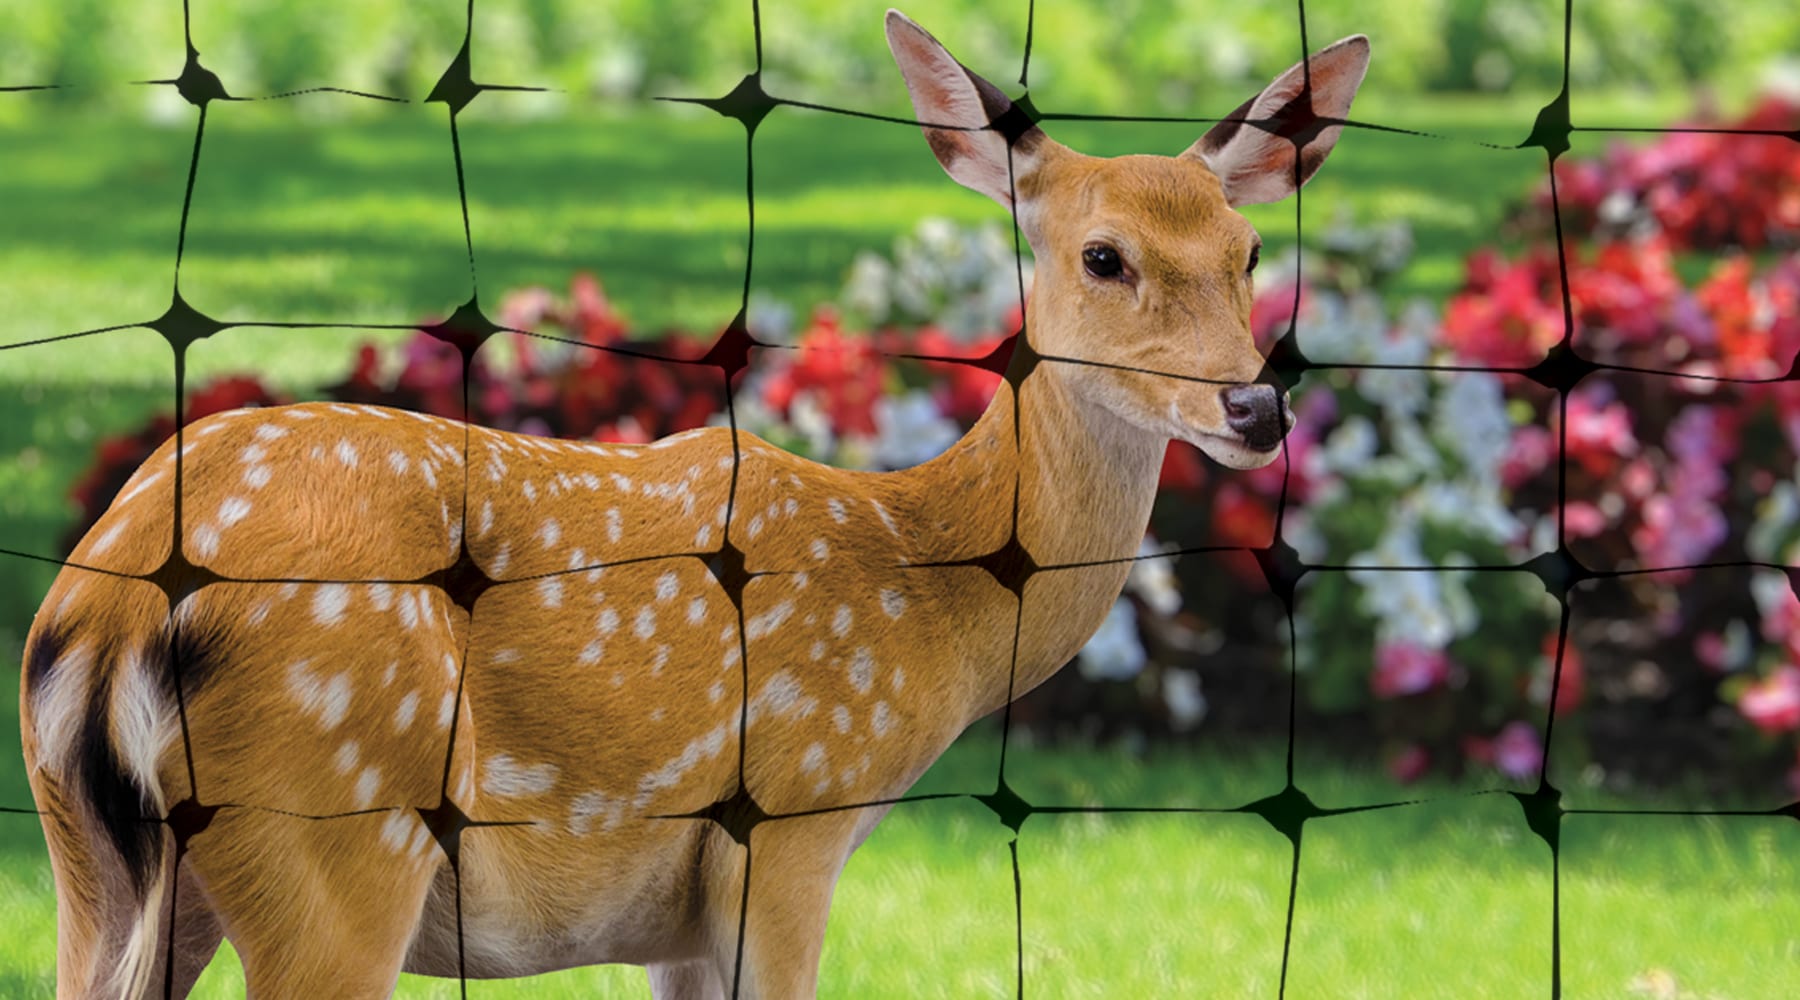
[895,349,1165,721]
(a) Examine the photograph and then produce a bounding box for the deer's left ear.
[1182,35,1369,208]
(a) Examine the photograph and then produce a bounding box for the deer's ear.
[1183,35,1369,208]
[886,9,1048,212]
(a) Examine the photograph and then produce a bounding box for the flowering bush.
[1521,93,1800,252]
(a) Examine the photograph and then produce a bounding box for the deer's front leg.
[698,810,860,1000]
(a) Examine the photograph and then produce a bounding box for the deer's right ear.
[886,9,1046,213]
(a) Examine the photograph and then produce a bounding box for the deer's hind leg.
[184,807,442,999]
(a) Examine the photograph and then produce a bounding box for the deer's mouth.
[1193,430,1284,470]
[1169,397,1290,469]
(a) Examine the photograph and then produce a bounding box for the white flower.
[1077,599,1147,681]
[1162,669,1208,731]
[1434,371,1512,483]
[1126,537,1182,618]
[1320,416,1378,475]
[870,391,962,469]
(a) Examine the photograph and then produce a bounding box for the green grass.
[2,90,1779,996]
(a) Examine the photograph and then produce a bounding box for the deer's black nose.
[1219,384,1286,452]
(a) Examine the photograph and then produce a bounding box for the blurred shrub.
[4,0,1794,115]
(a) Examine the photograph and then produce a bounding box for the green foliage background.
[0,0,1791,115]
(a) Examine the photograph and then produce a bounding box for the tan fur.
[22,11,1367,998]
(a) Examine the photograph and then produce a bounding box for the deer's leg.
[185,808,439,999]
[710,811,859,1000]
[648,958,728,1000]
[135,859,226,1000]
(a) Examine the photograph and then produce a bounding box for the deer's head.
[887,10,1369,470]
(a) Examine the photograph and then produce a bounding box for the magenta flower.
[1739,666,1800,735]
[1370,642,1452,699]
[1492,722,1545,780]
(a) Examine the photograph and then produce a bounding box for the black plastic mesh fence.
[4,0,1800,997]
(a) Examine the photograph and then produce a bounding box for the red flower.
[1537,631,1585,715]
[761,309,888,436]
[1370,642,1451,699]
[1159,442,1208,493]
[1212,482,1275,549]
[1387,744,1431,784]
[1442,248,1562,367]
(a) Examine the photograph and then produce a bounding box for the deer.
[20,10,1367,998]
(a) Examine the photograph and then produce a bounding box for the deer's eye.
[1247,244,1261,274]
[1082,244,1124,279]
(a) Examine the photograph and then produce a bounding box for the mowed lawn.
[3,91,1794,997]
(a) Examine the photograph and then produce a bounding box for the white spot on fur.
[482,755,559,797]
[395,691,419,731]
[746,601,795,641]
[217,496,251,527]
[491,543,511,576]
[478,499,494,537]
[243,464,272,489]
[287,661,352,729]
[334,741,360,775]
[635,606,657,640]
[89,520,128,556]
[538,576,564,608]
[355,767,382,808]
[389,450,409,475]
[687,596,707,625]
[540,518,561,548]
[871,702,892,737]
[810,538,829,561]
[191,525,220,560]
[597,608,621,635]
[880,589,907,619]
[832,605,853,639]
[656,572,679,602]
[849,648,874,695]
[437,690,455,729]
[607,508,623,543]
[870,498,900,535]
[833,704,852,734]
[381,810,414,852]
[254,423,288,442]
[578,640,604,665]
[801,743,827,775]
[114,469,164,507]
[312,585,349,626]
[336,440,359,467]
[810,640,826,661]
[827,498,847,523]
[568,790,626,835]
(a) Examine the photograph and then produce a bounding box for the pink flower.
[1387,744,1431,784]
[1371,642,1451,699]
[1493,722,1544,780]
[1559,384,1637,478]
[1738,666,1800,735]
[1501,425,1555,489]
